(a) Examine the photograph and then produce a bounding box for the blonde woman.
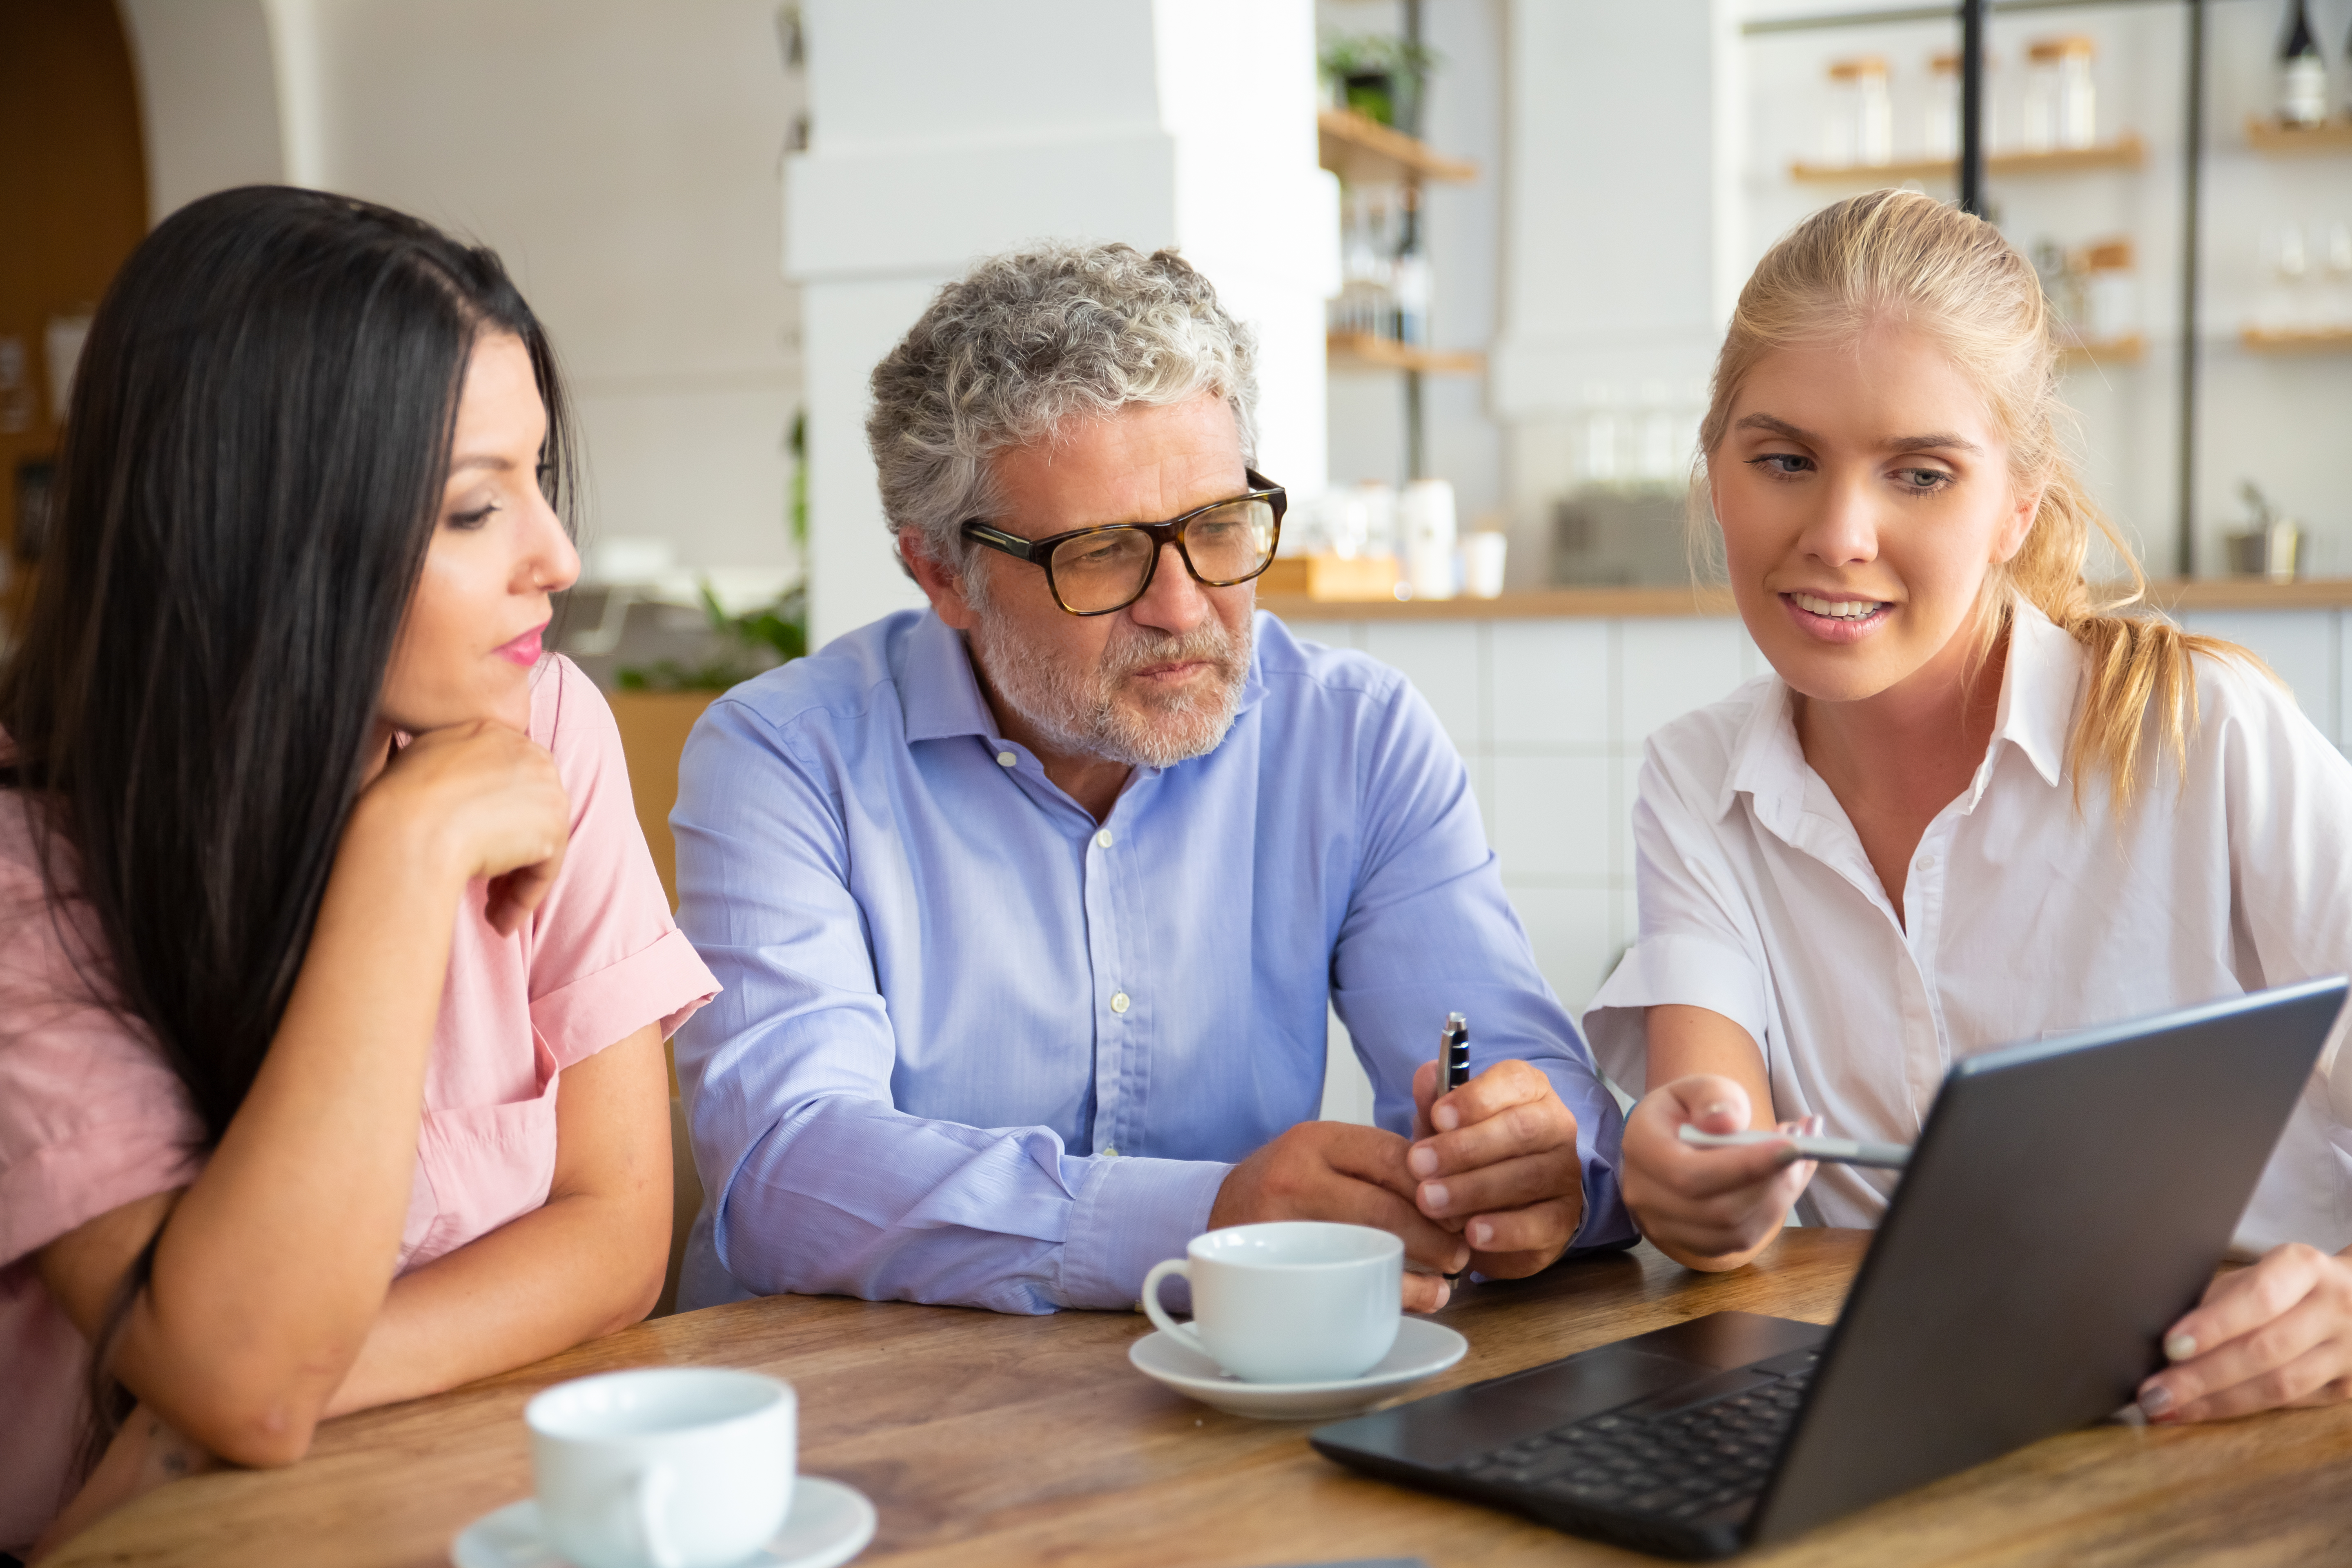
[1586,189,2352,1426]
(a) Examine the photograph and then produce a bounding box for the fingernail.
[2165,1333,2197,1362]
[2138,1382,2174,1419]
[1422,1182,1450,1212]
[1408,1146,1439,1177]
[1701,1101,1734,1118]
[1433,1105,1459,1132]
[1432,1281,1452,1311]
[1470,1220,1492,1247]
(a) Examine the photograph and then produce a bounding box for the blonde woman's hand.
[1621,1075,1815,1272]
[355,721,571,934]
[2136,1242,2352,1423]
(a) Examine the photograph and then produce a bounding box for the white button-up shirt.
[1586,599,2352,1254]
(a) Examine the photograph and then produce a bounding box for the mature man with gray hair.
[671,243,1632,1316]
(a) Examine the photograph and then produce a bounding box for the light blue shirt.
[672,608,1633,1314]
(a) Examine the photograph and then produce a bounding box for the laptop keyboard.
[1451,1355,1818,1523]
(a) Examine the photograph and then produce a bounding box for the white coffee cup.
[1141,1221,1402,1383]
[526,1368,795,1568]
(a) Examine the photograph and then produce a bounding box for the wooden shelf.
[2245,116,2352,153]
[1326,332,1484,374]
[2241,325,2352,354]
[2059,332,2144,367]
[1789,132,2144,184]
[1316,107,1477,185]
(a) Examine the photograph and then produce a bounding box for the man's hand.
[1210,1122,1470,1312]
[1621,1075,1813,1272]
[2136,1243,2352,1423]
[1406,1059,1586,1281]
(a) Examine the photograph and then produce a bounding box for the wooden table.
[47,1229,2352,1567]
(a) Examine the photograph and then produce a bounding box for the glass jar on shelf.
[1924,51,1961,162]
[2022,36,2096,153]
[2259,224,2313,332]
[1824,56,1893,168]
[2079,238,2136,345]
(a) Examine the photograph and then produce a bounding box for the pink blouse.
[0,657,717,1553]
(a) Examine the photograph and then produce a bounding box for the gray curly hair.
[866,241,1260,577]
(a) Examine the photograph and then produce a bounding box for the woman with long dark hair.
[0,186,716,1559]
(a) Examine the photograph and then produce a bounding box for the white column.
[1488,0,1723,420]
[788,0,1337,649]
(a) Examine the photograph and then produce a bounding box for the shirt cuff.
[1583,931,1770,1096]
[1057,1154,1229,1310]
[1562,1139,1637,1255]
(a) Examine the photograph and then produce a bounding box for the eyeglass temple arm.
[962,522,1041,561]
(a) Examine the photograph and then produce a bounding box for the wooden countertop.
[1261,579,2352,621]
[46,1229,2352,1567]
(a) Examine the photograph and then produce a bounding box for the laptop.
[1310,979,2348,1559]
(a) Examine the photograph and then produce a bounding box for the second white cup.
[1142,1221,1402,1384]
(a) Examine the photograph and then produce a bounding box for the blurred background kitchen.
[5,0,2350,1115]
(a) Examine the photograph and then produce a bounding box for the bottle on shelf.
[2280,0,2328,129]
[1824,57,1893,167]
[2023,37,2096,152]
[1392,247,1432,347]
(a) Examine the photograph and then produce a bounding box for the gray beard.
[969,609,1254,770]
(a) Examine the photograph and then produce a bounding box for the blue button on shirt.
[671,608,1632,1314]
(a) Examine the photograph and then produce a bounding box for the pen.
[1676,1123,1911,1170]
[1441,1011,1469,1283]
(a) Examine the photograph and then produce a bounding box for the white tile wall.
[1306,614,1762,1029]
[2180,610,2341,744]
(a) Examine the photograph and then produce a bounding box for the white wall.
[118,0,287,219]
[789,0,1338,648]
[121,0,806,579]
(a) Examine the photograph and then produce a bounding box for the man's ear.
[900,529,982,632]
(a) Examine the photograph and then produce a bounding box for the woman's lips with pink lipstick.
[495,623,547,667]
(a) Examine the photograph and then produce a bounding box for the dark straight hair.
[3,185,574,1140]
[0,187,575,1465]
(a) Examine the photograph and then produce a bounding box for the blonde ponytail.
[1699,189,2256,813]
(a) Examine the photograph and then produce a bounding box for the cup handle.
[1141,1258,1204,1352]
[629,1463,682,1568]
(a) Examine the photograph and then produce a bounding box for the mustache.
[1098,619,1246,679]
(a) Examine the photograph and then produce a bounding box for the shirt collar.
[901,609,998,744]
[1989,595,2079,793]
[898,605,1272,745]
[1716,593,2081,823]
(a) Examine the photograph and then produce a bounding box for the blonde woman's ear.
[1993,486,2043,564]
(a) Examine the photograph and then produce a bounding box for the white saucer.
[450,1475,876,1568]
[1128,1316,1468,1420]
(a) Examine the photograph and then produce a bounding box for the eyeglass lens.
[1046,498,1278,613]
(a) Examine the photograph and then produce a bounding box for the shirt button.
[1918,853,1937,871]
[996,751,1017,768]
[1102,1145,1119,1157]
[1111,992,1131,1014]
[1096,829,1114,849]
